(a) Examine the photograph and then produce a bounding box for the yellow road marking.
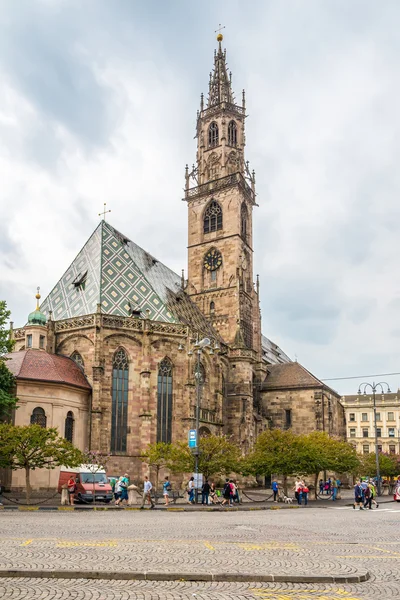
[251,591,361,600]
[57,541,117,547]
[203,541,215,551]
[21,540,33,546]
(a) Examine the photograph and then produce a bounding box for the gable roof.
[262,361,325,390]
[39,221,217,339]
[6,350,91,390]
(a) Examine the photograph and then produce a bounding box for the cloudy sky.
[1,0,399,394]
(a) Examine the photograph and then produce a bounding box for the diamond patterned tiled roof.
[39,221,218,338]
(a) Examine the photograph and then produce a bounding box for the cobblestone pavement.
[0,504,399,599]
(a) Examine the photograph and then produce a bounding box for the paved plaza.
[0,504,399,599]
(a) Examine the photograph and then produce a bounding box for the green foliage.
[244,429,302,477]
[196,435,241,481]
[300,431,360,476]
[140,442,177,487]
[0,424,83,503]
[0,301,17,421]
[0,301,14,355]
[360,452,400,478]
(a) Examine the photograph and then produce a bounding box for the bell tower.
[184,34,261,355]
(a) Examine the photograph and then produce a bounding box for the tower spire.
[208,32,234,107]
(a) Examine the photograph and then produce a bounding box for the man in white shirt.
[140,475,155,509]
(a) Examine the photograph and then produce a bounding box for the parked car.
[58,465,113,504]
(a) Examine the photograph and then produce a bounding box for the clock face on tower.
[204,248,222,271]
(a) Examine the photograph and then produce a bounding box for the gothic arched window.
[30,407,47,428]
[241,202,248,239]
[64,411,74,442]
[71,351,84,371]
[157,357,173,444]
[204,200,223,234]
[208,122,219,147]
[111,348,129,453]
[194,362,206,386]
[210,301,215,314]
[228,120,237,146]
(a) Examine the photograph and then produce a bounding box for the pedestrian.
[0,479,4,506]
[232,480,240,504]
[272,480,279,502]
[353,479,364,510]
[331,478,338,501]
[187,476,195,504]
[364,483,372,510]
[293,478,302,504]
[201,479,210,505]
[221,478,231,506]
[114,477,122,504]
[229,479,236,507]
[319,479,324,495]
[324,481,330,495]
[369,480,379,509]
[163,476,171,506]
[67,475,76,505]
[210,482,220,504]
[140,475,155,509]
[301,482,309,506]
[115,476,128,506]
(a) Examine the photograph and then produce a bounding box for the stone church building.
[5,36,345,490]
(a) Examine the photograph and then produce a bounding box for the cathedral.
[5,35,346,491]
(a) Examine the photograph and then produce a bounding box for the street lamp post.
[357,381,391,496]
[179,335,219,503]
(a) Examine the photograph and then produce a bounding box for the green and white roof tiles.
[40,221,216,337]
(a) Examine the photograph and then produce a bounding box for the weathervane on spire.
[215,23,225,41]
[98,203,111,221]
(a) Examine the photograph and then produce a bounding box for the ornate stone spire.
[207,34,234,107]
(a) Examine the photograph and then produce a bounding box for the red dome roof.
[6,350,91,390]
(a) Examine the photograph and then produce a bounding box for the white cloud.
[1,0,400,394]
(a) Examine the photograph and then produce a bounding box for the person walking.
[229,479,236,507]
[353,480,364,510]
[163,476,171,506]
[187,476,195,504]
[301,482,309,506]
[331,478,338,501]
[115,476,128,506]
[201,479,211,505]
[364,483,372,510]
[221,478,231,506]
[293,478,302,505]
[369,480,379,509]
[319,479,324,495]
[140,476,155,509]
[272,480,279,502]
[67,475,76,505]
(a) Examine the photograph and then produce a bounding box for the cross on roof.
[215,23,225,35]
[98,203,111,221]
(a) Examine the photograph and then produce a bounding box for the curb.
[0,504,302,512]
[0,568,370,584]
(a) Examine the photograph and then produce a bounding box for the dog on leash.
[282,494,293,504]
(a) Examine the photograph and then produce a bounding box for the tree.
[140,442,176,489]
[0,424,83,504]
[166,435,241,483]
[0,301,17,421]
[82,449,111,504]
[360,452,400,479]
[243,429,303,494]
[299,431,360,498]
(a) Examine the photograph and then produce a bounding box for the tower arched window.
[30,407,47,428]
[111,348,129,453]
[241,202,248,240]
[204,200,223,234]
[64,411,74,442]
[228,120,237,146]
[157,357,173,444]
[210,301,215,314]
[208,122,219,147]
[71,351,84,371]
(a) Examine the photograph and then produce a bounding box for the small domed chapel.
[5,37,345,490]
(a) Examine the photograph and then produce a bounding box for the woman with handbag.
[67,476,76,505]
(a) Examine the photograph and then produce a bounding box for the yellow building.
[341,392,400,455]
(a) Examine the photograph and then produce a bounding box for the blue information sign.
[188,429,197,448]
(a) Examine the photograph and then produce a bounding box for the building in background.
[341,392,400,455]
